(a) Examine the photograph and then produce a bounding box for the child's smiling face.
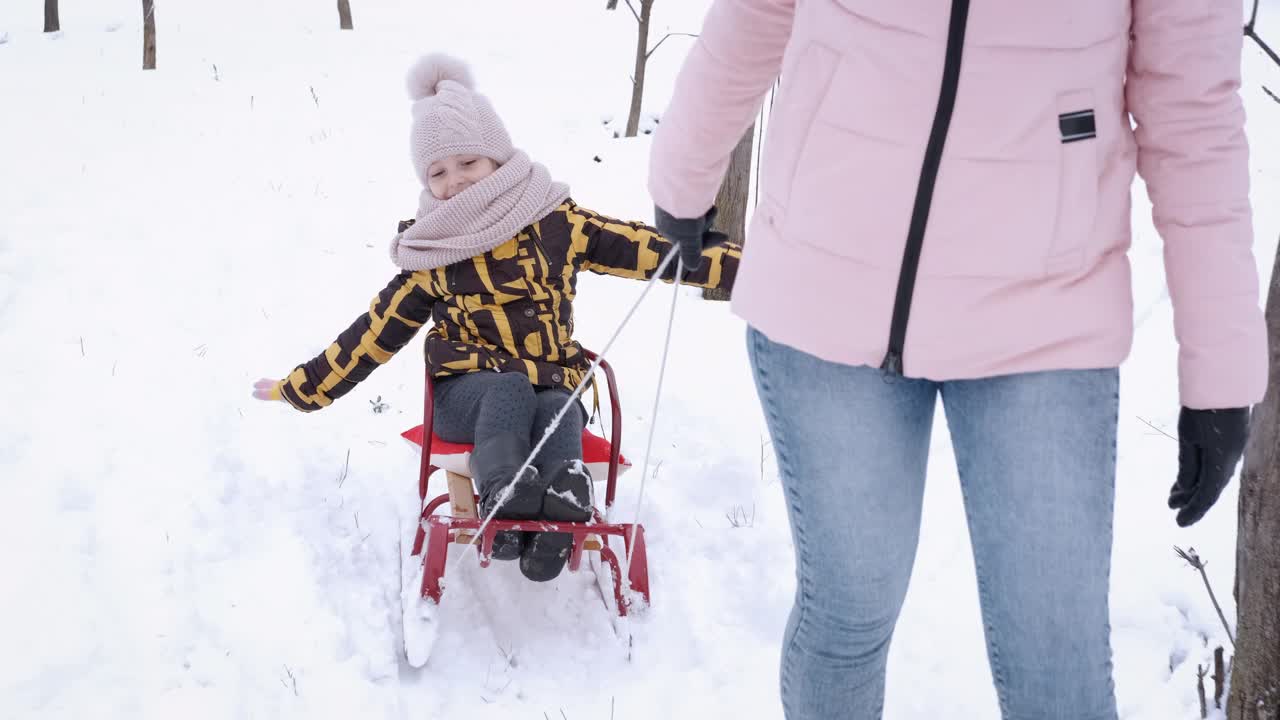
[427,154,498,200]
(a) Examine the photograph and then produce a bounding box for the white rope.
[443,247,681,579]
[621,255,681,589]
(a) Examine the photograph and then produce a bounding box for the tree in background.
[141,0,155,69]
[606,0,695,138]
[706,79,777,301]
[618,0,652,138]
[44,0,59,33]
[703,125,754,301]
[1230,232,1280,718]
[1229,2,1280,712]
[605,0,752,298]
[338,0,353,30]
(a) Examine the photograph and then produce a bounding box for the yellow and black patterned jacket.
[278,200,741,412]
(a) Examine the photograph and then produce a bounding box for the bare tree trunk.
[1230,235,1280,719]
[1214,646,1227,710]
[1199,664,1209,719]
[44,0,59,32]
[625,0,653,138]
[337,0,353,30]
[141,0,156,70]
[703,124,755,301]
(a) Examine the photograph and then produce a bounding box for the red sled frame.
[409,351,651,616]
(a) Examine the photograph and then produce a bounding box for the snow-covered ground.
[2,1,1278,718]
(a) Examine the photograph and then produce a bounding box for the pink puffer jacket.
[648,0,1267,409]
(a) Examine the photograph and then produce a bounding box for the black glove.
[1168,407,1250,527]
[653,205,730,278]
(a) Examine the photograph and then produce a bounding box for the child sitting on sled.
[253,53,739,583]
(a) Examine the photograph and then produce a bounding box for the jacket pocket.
[758,42,840,215]
[781,118,917,269]
[1046,90,1099,274]
[914,89,1099,279]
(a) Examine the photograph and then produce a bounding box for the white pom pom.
[406,53,475,101]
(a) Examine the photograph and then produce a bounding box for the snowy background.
[1,1,1278,718]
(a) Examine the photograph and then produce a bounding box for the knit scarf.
[389,150,570,271]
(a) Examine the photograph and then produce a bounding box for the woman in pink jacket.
[648,1,1267,717]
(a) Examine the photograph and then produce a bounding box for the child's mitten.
[252,378,285,402]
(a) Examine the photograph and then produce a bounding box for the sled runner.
[402,350,651,617]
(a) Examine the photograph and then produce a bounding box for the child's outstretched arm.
[254,270,437,412]
[566,202,742,292]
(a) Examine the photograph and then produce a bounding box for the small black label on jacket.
[1059,110,1096,143]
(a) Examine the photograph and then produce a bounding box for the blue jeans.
[747,327,1119,720]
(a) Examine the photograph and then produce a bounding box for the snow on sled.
[399,350,651,665]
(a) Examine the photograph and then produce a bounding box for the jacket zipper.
[880,0,972,375]
[526,222,550,260]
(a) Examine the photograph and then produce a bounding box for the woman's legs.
[941,369,1119,720]
[748,327,938,719]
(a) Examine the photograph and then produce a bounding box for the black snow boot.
[470,434,547,561]
[519,459,594,582]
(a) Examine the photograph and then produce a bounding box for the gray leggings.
[433,371,585,473]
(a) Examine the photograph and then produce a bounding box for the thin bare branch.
[1175,546,1236,648]
[337,449,351,487]
[1196,664,1208,719]
[647,32,699,59]
[623,0,641,23]
[1137,416,1176,441]
[725,504,756,528]
[1245,21,1280,68]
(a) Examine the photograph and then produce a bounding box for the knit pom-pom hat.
[406,53,515,185]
